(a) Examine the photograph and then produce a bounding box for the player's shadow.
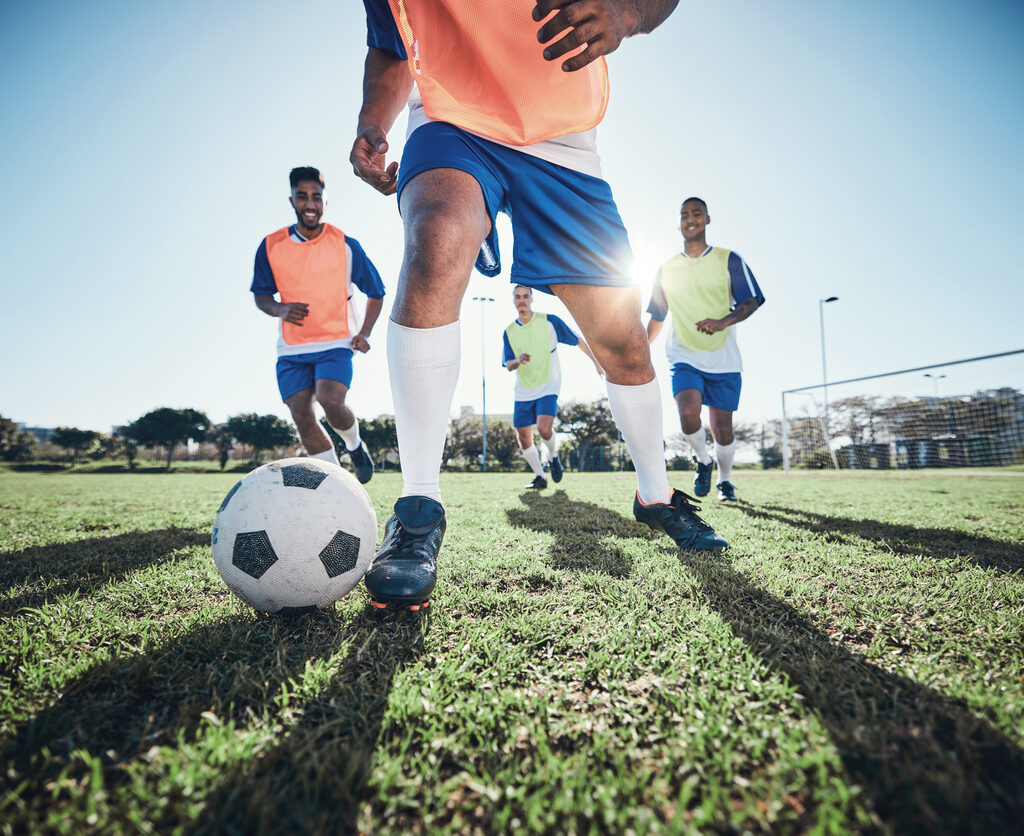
[672,548,1024,831]
[506,489,650,577]
[3,608,422,835]
[0,527,210,617]
[733,502,1022,573]
[192,610,426,835]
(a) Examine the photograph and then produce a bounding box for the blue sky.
[1,0,1022,437]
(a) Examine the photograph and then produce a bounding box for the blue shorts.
[397,122,634,293]
[671,363,742,412]
[276,348,354,401]
[513,394,559,428]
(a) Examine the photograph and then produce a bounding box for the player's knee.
[595,330,652,380]
[404,202,484,277]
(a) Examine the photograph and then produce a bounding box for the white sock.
[683,428,712,464]
[311,448,339,465]
[716,440,736,483]
[541,433,558,459]
[605,379,671,505]
[330,418,361,451]
[521,443,544,477]
[388,319,461,503]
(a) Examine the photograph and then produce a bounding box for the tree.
[210,423,236,470]
[484,419,520,469]
[0,415,37,462]
[125,408,211,470]
[361,415,398,468]
[114,425,138,470]
[50,426,100,466]
[226,413,295,464]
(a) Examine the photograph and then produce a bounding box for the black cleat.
[526,474,548,490]
[348,441,374,484]
[319,416,345,460]
[364,496,445,610]
[633,489,729,551]
[693,458,713,497]
[549,455,563,483]
[717,481,737,502]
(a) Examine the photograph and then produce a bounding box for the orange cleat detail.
[369,600,388,609]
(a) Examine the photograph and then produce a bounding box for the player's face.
[289,180,324,232]
[679,201,709,242]
[513,287,533,312]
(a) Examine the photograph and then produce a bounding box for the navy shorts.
[397,122,634,293]
[671,363,741,411]
[276,347,354,401]
[513,394,559,428]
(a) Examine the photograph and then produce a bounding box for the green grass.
[1,469,1022,834]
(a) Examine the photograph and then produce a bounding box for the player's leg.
[536,408,562,482]
[316,372,374,484]
[707,371,741,500]
[515,403,547,489]
[278,355,336,463]
[284,387,336,463]
[365,162,493,609]
[674,373,713,496]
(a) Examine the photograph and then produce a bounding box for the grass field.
[1,468,1022,834]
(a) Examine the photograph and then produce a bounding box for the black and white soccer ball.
[211,457,377,613]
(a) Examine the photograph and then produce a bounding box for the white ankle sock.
[683,428,712,464]
[521,443,544,477]
[329,418,361,452]
[388,320,461,502]
[716,440,736,483]
[541,433,558,459]
[605,380,671,505]
[311,448,339,466]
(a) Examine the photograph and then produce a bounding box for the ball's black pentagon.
[232,530,278,579]
[218,480,242,513]
[319,530,361,578]
[281,463,328,490]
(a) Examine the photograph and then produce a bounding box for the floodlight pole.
[819,296,839,469]
[924,372,946,400]
[472,296,495,471]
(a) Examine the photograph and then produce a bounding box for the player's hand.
[518,353,531,364]
[351,334,371,353]
[350,124,399,195]
[696,318,725,335]
[279,302,309,325]
[533,0,639,72]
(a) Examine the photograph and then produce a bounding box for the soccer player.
[250,166,384,483]
[646,197,765,501]
[352,0,727,610]
[504,284,603,490]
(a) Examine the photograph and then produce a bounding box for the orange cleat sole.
[369,599,431,612]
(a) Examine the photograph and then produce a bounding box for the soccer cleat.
[348,441,374,484]
[549,455,563,483]
[633,489,729,551]
[526,474,548,490]
[319,416,345,461]
[693,458,713,497]
[364,496,445,609]
[717,481,737,502]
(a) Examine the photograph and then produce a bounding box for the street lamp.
[471,296,495,471]
[819,296,839,429]
[924,373,946,400]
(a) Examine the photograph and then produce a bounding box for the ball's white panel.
[211,457,377,612]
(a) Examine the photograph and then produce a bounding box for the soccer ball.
[211,457,377,613]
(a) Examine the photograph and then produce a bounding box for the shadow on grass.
[732,502,1022,573]
[2,608,423,835]
[0,527,209,617]
[506,489,648,577]
[673,547,1024,831]
[193,610,426,835]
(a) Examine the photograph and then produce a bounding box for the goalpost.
[781,349,1024,473]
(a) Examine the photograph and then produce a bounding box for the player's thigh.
[284,387,317,423]
[674,388,704,425]
[536,414,555,437]
[551,284,651,383]
[315,378,351,410]
[515,425,535,448]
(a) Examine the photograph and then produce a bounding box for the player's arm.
[503,332,529,370]
[696,253,765,335]
[254,295,308,325]
[351,297,383,353]
[645,269,667,342]
[351,47,414,196]
[534,0,680,72]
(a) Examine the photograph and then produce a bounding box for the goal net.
[781,350,1024,471]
